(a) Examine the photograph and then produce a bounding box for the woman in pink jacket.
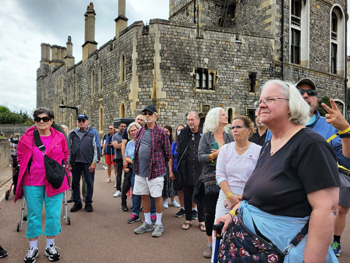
[16,107,69,263]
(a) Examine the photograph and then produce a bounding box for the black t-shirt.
[249,130,266,146]
[243,128,340,218]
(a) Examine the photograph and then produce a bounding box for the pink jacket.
[15,126,69,202]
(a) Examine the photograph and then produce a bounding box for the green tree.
[0,105,34,125]
[316,97,331,117]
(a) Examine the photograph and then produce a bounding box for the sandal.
[181,222,193,230]
[199,222,206,232]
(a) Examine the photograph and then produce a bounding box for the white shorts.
[133,175,164,198]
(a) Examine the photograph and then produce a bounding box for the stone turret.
[82,2,97,62]
[39,43,51,77]
[115,0,128,38]
[65,36,75,69]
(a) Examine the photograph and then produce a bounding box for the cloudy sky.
[0,0,169,114]
[0,0,349,114]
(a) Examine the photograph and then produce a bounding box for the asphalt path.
[0,164,350,262]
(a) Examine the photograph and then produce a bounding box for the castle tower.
[65,36,75,69]
[39,43,51,77]
[115,0,128,38]
[82,2,97,62]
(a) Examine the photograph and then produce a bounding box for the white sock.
[192,207,198,211]
[181,206,185,210]
[29,240,38,249]
[46,238,54,248]
[156,213,163,225]
[144,212,151,224]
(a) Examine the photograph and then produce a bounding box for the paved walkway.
[0,164,350,262]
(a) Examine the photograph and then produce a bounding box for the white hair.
[261,80,310,125]
[127,122,141,140]
[203,107,230,134]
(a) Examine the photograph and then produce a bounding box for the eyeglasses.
[78,119,86,123]
[258,97,289,105]
[34,116,51,122]
[108,127,114,130]
[299,89,317,97]
[143,112,154,116]
[230,125,246,130]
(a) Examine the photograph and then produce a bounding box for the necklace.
[235,143,250,151]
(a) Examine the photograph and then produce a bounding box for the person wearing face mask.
[67,114,101,213]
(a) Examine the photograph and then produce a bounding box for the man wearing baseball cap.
[67,114,101,213]
[133,105,171,237]
[296,78,350,257]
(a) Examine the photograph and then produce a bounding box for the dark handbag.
[203,172,220,195]
[217,211,309,263]
[34,130,66,189]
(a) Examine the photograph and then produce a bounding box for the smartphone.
[210,142,219,150]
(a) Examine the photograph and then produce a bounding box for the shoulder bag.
[33,130,66,189]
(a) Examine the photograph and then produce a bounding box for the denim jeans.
[131,173,155,215]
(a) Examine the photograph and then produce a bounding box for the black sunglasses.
[34,116,51,122]
[143,112,154,116]
[78,119,86,123]
[299,89,317,97]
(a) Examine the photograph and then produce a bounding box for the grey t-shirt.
[112,132,123,160]
[138,128,152,177]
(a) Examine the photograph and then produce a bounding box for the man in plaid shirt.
[133,105,171,237]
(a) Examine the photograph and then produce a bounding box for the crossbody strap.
[33,129,46,153]
[283,220,309,255]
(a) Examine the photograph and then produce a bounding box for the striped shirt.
[216,142,262,195]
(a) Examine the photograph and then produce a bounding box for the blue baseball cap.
[77,114,88,120]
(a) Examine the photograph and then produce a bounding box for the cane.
[212,222,224,263]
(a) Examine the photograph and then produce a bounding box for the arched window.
[120,103,126,118]
[99,66,103,91]
[91,70,95,94]
[330,6,345,75]
[120,54,126,83]
[75,79,79,100]
[99,106,104,133]
[69,114,73,131]
[228,108,233,124]
[290,0,309,66]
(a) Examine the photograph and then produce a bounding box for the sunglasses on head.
[34,116,51,122]
[299,89,317,96]
[78,119,86,123]
[143,112,154,116]
[231,125,246,130]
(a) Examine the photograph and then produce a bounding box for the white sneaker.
[113,190,121,198]
[170,200,180,208]
[163,200,168,209]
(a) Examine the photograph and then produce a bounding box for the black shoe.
[192,210,198,220]
[121,203,128,212]
[175,208,185,218]
[45,243,60,261]
[24,247,38,263]
[127,214,140,224]
[67,197,73,203]
[70,203,82,212]
[0,246,7,258]
[85,204,93,212]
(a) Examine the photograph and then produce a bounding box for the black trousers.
[121,167,132,205]
[204,192,219,237]
[115,159,123,191]
[71,162,95,205]
[183,183,205,222]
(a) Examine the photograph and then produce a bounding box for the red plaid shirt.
[133,124,171,180]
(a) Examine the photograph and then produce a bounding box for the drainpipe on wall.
[281,0,284,80]
[194,0,196,24]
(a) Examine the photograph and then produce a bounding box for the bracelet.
[339,133,350,138]
[226,210,235,222]
[209,154,214,163]
[338,126,350,135]
[229,210,235,217]
[226,192,233,199]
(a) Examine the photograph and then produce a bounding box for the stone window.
[195,68,216,91]
[120,103,126,118]
[75,79,79,100]
[99,106,104,133]
[69,114,73,131]
[330,6,345,75]
[248,72,257,93]
[228,108,233,124]
[246,109,255,123]
[58,76,64,91]
[91,70,95,95]
[120,54,126,83]
[99,66,103,91]
[290,0,309,66]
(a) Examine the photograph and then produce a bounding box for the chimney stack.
[82,2,97,62]
[115,0,128,38]
[65,36,75,69]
